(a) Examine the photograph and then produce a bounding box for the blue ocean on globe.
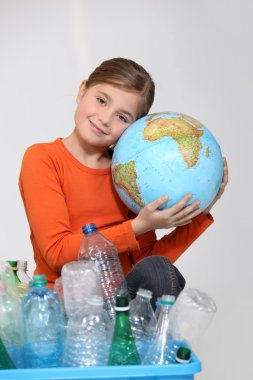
[111,112,223,214]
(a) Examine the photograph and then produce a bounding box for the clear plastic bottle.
[142,296,175,365]
[21,274,65,368]
[108,295,140,365]
[0,260,18,297]
[0,280,23,368]
[154,297,161,319]
[78,223,128,320]
[61,260,102,318]
[17,260,31,284]
[129,288,157,361]
[167,288,217,362]
[63,295,109,367]
[155,294,175,321]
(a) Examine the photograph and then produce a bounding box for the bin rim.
[0,352,201,379]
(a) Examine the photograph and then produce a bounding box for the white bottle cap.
[136,288,153,299]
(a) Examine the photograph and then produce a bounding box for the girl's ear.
[76,80,87,104]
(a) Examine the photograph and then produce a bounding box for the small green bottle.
[0,335,15,369]
[108,295,141,365]
[7,261,20,286]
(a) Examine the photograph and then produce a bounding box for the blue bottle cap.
[82,223,97,234]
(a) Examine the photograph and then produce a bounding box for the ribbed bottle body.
[78,225,128,320]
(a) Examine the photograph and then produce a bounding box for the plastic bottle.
[63,295,109,367]
[142,296,176,365]
[167,288,217,362]
[0,335,15,369]
[21,274,65,368]
[155,294,175,321]
[61,260,102,318]
[154,297,161,319]
[108,295,141,365]
[7,261,20,286]
[0,261,18,297]
[17,260,31,284]
[78,223,128,320]
[129,288,157,361]
[0,280,23,368]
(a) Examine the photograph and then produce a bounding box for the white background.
[1,0,253,378]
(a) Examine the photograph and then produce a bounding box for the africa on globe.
[111,112,223,214]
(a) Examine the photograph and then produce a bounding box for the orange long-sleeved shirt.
[19,138,213,288]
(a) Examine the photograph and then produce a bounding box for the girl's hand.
[203,157,229,215]
[131,193,202,236]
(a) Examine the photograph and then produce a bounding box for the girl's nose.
[99,108,112,126]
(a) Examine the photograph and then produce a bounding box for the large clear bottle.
[0,280,23,368]
[21,274,65,368]
[108,295,140,365]
[142,296,175,365]
[61,260,102,319]
[78,223,128,320]
[63,295,109,367]
[167,288,217,362]
[129,288,157,361]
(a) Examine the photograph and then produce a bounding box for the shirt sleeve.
[19,145,139,273]
[131,213,214,264]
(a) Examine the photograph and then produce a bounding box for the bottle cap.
[175,347,191,364]
[32,274,47,286]
[7,261,17,270]
[115,294,129,310]
[160,294,175,305]
[136,288,153,299]
[17,260,28,270]
[82,223,97,234]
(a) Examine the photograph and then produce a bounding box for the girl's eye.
[118,114,128,123]
[96,97,106,105]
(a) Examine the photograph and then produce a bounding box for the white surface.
[0,0,252,378]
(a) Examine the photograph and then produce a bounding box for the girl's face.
[74,82,143,149]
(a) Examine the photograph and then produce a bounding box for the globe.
[111,112,223,214]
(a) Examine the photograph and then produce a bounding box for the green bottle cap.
[115,294,129,308]
[175,347,191,364]
[32,274,47,286]
[7,261,17,270]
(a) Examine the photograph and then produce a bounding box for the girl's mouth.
[90,121,107,135]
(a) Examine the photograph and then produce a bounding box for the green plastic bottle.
[7,261,20,286]
[0,335,15,369]
[108,295,140,365]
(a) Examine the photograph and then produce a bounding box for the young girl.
[19,58,228,305]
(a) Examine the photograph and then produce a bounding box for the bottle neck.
[155,304,173,336]
[17,263,27,272]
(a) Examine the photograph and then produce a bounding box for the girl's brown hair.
[86,57,155,118]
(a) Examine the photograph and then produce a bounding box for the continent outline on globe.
[112,112,223,214]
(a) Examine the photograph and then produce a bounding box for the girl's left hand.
[203,157,229,215]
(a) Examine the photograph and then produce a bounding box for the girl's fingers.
[147,194,169,212]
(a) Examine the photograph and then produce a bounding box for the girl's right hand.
[131,193,202,236]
